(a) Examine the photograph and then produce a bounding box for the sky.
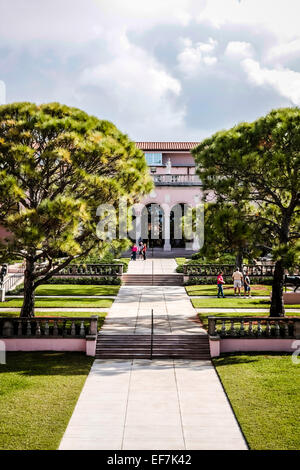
[0,0,300,141]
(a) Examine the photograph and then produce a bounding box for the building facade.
[134,142,202,251]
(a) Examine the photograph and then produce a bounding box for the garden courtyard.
[0,257,299,450]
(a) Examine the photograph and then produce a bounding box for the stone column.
[163,207,171,251]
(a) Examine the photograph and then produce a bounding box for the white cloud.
[197,0,300,40]
[225,41,254,60]
[177,37,218,77]
[267,38,300,64]
[80,35,184,138]
[242,58,300,105]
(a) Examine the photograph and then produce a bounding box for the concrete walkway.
[101,286,206,335]
[59,359,248,450]
[127,257,177,274]
[59,258,248,450]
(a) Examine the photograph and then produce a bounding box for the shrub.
[8,276,121,294]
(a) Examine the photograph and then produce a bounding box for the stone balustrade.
[55,263,123,276]
[208,316,300,339]
[183,264,276,277]
[152,174,201,186]
[0,316,98,339]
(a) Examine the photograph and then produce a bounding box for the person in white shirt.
[232,268,243,296]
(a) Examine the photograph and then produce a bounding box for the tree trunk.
[235,251,243,270]
[270,259,285,317]
[20,258,35,318]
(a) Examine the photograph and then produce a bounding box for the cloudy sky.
[0,0,300,140]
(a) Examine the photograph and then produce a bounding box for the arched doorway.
[170,203,193,248]
[143,203,164,248]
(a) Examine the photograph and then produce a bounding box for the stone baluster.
[240,320,245,336]
[221,320,226,337]
[248,321,253,336]
[63,320,68,336]
[71,321,76,337]
[3,320,14,337]
[35,320,41,336]
[257,320,262,337]
[230,320,235,336]
[266,321,271,337]
[17,321,22,336]
[26,320,32,336]
[284,322,289,338]
[53,320,58,336]
[275,321,280,337]
[45,320,49,336]
[80,321,85,337]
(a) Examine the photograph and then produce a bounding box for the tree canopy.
[0,102,153,316]
[198,202,272,267]
[193,107,300,316]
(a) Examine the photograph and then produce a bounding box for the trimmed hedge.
[43,276,121,285]
[184,277,274,286]
[8,276,121,294]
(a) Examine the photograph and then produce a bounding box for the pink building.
[134,142,203,252]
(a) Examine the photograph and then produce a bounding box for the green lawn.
[34,284,119,296]
[191,297,300,309]
[214,353,300,450]
[186,284,272,297]
[198,311,300,330]
[0,298,113,308]
[0,352,93,450]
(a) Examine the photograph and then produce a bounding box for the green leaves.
[0,101,152,267]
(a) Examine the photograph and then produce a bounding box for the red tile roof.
[135,142,200,151]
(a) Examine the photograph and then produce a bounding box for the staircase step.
[96,333,210,359]
[122,274,184,286]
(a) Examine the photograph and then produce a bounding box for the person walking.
[142,242,147,260]
[232,268,243,296]
[138,242,144,260]
[217,271,225,298]
[131,243,138,261]
[243,271,251,298]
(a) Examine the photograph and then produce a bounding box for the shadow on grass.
[0,352,93,376]
[213,351,292,367]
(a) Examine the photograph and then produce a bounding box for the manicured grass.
[198,311,300,330]
[186,284,272,297]
[214,353,300,450]
[191,297,300,309]
[34,284,119,296]
[0,352,93,450]
[175,257,187,265]
[0,298,113,308]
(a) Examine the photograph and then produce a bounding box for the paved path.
[59,259,248,450]
[59,359,248,450]
[101,286,206,335]
[127,257,177,274]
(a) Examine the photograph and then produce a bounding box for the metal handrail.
[150,308,154,360]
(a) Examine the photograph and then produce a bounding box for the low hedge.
[184,277,274,286]
[43,276,121,285]
[8,276,121,294]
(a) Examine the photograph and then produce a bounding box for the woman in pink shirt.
[131,244,138,261]
[217,271,225,298]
